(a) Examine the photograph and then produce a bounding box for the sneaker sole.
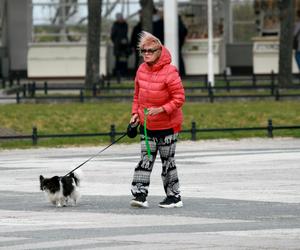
[158,201,183,208]
[130,200,149,208]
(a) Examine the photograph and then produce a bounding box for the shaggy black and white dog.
[39,172,81,207]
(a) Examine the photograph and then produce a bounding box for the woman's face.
[141,42,161,65]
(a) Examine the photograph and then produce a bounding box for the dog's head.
[39,175,60,193]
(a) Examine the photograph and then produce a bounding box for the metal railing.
[1,120,300,146]
[1,72,300,103]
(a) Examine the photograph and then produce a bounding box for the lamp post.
[207,0,214,87]
[164,0,179,68]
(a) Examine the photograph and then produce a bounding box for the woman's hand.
[147,107,164,116]
[130,113,140,126]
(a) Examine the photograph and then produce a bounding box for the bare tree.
[51,0,78,41]
[139,0,153,32]
[51,0,78,25]
[278,0,295,86]
[103,0,121,18]
[85,0,102,88]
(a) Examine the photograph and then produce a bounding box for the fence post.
[44,81,48,95]
[110,124,116,143]
[223,69,227,82]
[28,82,35,97]
[208,82,214,103]
[32,126,38,145]
[79,89,84,103]
[92,84,97,97]
[267,119,273,138]
[191,121,196,141]
[270,70,275,95]
[252,73,256,87]
[1,78,6,88]
[16,74,20,86]
[9,76,13,87]
[32,81,36,97]
[224,68,231,92]
[204,74,208,88]
[275,89,280,101]
[16,92,20,104]
[22,84,26,97]
[106,74,110,88]
[117,71,121,84]
[27,83,30,96]
[27,83,31,97]
[226,79,230,92]
[100,74,105,89]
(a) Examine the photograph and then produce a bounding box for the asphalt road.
[0,138,300,249]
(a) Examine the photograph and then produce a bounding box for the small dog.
[39,171,81,207]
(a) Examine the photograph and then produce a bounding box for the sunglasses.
[140,48,160,54]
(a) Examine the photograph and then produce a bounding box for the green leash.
[143,108,151,159]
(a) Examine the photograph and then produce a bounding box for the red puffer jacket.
[131,46,185,132]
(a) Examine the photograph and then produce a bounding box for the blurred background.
[0,0,297,80]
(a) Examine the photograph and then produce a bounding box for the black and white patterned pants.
[131,131,181,198]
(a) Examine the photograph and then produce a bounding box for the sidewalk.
[0,138,300,249]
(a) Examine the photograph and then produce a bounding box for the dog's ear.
[39,175,44,190]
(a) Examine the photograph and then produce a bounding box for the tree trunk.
[85,0,102,88]
[278,0,295,86]
[139,0,153,32]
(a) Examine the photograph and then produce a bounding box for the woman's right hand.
[130,114,140,126]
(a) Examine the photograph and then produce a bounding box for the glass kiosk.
[180,0,226,75]
[182,38,225,75]
[252,0,299,74]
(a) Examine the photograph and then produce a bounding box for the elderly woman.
[129,31,185,208]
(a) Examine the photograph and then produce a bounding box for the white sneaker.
[158,196,183,208]
[130,194,149,208]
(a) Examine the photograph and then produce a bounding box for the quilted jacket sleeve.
[162,65,185,115]
[131,75,139,115]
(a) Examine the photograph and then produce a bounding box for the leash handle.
[64,132,127,177]
[143,108,151,159]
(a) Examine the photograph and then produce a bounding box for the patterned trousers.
[131,132,181,198]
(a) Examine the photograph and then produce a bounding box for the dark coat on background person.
[110,21,129,57]
[178,16,188,76]
[110,18,130,76]
[153,18,164,44]
[178,16,188,50]
[153,15,188,76]
[152,15,187,48]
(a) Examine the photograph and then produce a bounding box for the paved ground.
[0,138,300,249]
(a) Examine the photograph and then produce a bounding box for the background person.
[152,9,188,76]
[129,31,185,209]
[152,8,164,43]
[110,13,130,77]
[178,15,188,76]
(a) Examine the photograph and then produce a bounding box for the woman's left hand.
[147,107,164,116]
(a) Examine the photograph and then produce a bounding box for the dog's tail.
[69,169,83,186]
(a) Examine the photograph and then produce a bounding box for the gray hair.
[137,31,162,50]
